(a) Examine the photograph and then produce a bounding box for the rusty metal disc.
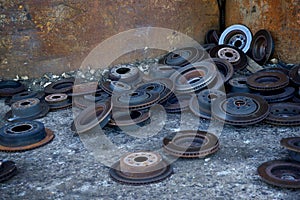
[112,90,160,111]
[227,77,250,93]
[211,58,234,83]
[45,93,72,111]
[265,103,300,126]
[170,61,217,94]
[5,98,49,122]
[109,151,173,185]
[246,71,289,91]
[212,93,269,125]
[7,90,45,106]
[249,29,275,65]
[0,161,17,183]
[0,80,26,97]
[73,100,112,134]
[257,160,300,189]
[100,80,132,95]
[44,78,75,94]
[109,65,143,85]
[189,89,226,119]
[0,120,54,152]
[164,94,192,113]
[281,137,300,162]
[289,65,300,87]
[258,67,289,76]
[210,45,247,71]
[73,91,110,109]
[254,87,295,103]
[109,109,150,127]
[69,81,102,97]
[159,47,205,67]
[163,130,219,158]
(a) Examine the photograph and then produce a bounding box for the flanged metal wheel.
[0,80,26,97]
[189,89,226,119]
[109,151,173,185]
[246,71,289,91]
[45,93,72,111]
[112,90,160,111]
[0,160,17,182]
[281,137,300,162]
[5,98,49,122]
[164,94,192,113]
[109,109,150,127]
[257,160,300,189]
[0,121,54,152]
[170,61,217,94]
[44,78,75,94]
[162,130,219,158]
[219,24,252,53]
[73,101,112,134]
[249,29,274,65]
[212,93,269,125]
[159,47,205,67]
[265,103,300,125]
[108,65,143,85]
[209,45,248,71]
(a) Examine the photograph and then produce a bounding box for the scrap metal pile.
[0,24,300,187]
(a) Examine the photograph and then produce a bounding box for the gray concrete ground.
[0,97,300,200]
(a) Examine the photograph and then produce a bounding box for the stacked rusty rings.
[45,93,72,111]
[73,100,112,134]
[209,45,248,71]
[5,98,49,122]
[162,130,219,158]
[249,29,275,65]
[109,151,173,185]
[159,47,205,67]
[44,78,74,94]
[218,24,252,53]
[257,160,300,189]
[246,71,289,91]
[212,93,269,125]
[170,61,217,94]
[109,65,143,85]
[266,103,300,125]
[0,80,25,97]
[280,137,300,162]
[0,121,54,152]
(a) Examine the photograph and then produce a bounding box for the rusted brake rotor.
[44,77,75,94]
[73,100,112,134]
[163,130,219,158]
[163,94,192,113]
[281,137,300,162]
[73,91,110,109]
[289,65,300,87]
[45,93,72,111]
[0,160,17,183]
[108,65,143,85]
[0,121,54,152]
[257,160,300,189]
[212,93,269,125]
[109,151,173,185]
[265,103,300,126]
[109,109,150,127]
[100,80,132,95]
[7,90,45,106]
[0,80,25,97]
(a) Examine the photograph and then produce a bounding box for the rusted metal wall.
[0,0,299,78]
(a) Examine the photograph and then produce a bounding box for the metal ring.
[45,93,72,111]
[0,80,25,97]
[281,137,300,162]
[254,87,295,103]
[265,103,300,126]
[109,65,143,85]
[219,24,252,53]
[100,81,132,95]
[109,109,150,127]
[44,78,75,94]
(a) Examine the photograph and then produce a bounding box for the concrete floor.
[0,96,300,200]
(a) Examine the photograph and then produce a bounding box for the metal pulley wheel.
[219,24,252,53]
[265,103,300,125]
[257,160,300,189]
[44,78,75,94]
[0,121,54,152]
[212,93,269,125]
[0,160,17,183]
[246,71,289,91]
[162,130,219,158]
[281,137,300,162]
[189,89,226,119]
[109,151,173,185]
[0,80,26,97]
[249,29,275,65]
[108,65,143,85]
[159,47,205,67]
[170,61,217,94]
[5,98,49,122]
[73,100,112,134]
[209,45,248,70]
